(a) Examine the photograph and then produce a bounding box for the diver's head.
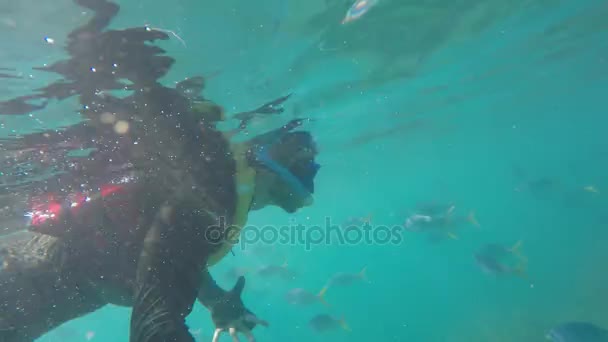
[249,131,320,213]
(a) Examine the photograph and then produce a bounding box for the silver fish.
[309,314,350,332]
[284,287,328,306]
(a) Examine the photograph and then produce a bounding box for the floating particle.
[1,18,17,29]
[100,112,116,124]
[114,120,129,135]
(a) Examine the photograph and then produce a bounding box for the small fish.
[285,287,329,306]
[475,241,527,278]
[584,185,599,194]
[85,331,95,340]
[341,213,373,228]
[515,177,559,194]
[323,267,368,292]
[546,321,608,342]
[256,261,294,280]
[403,204,479,241]
[403,214,433,231]
[309,314,351,332]
[342,0,379,24]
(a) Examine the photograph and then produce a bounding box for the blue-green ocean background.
[1,0,607,340]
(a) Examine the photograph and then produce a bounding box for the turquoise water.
[1,0,607,341]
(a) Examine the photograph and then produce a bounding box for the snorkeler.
[0,124,319,342]
[0,1,322,341]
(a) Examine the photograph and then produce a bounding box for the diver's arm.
[130,199,213,342]
[197,269,227,309]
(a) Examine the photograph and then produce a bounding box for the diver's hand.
[210,276,268,342]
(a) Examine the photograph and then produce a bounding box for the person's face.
[250,168,313,213]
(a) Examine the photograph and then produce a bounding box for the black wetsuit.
[0,118,253,342]
[0,103,253,341]
[0,1,256,341]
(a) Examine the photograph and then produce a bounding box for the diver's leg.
[0,232,106,341]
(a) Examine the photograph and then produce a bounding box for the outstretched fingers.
[212,328,224,342]
[232,327,258,342]
[244,314,269,327]
[213,322,261,342]
[229,327,240,342]
[213,327,253,342]
[243,331,256,342]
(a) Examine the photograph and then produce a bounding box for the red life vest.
[27,183,139,248]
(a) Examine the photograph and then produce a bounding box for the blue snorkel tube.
[248,119,320,204]
[254,145,319,201]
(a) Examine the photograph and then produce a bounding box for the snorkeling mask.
[248,127,320,206]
